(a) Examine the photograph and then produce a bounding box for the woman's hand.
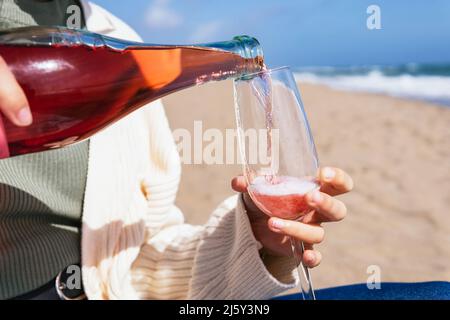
[0,56,32,126]
[231,167,353,268]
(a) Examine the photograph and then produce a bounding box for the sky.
[92,0,450,67]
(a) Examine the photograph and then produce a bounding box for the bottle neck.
[112,35,265,81]
[124,35,264,87]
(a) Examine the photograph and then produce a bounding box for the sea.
[293,63,450,107]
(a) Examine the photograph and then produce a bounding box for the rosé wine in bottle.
[0,27,263,158]
[248,175,319,220]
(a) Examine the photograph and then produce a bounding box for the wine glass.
[233,66,319,300]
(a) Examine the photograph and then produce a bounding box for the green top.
[0,0,83,29]
[0,0,88,299]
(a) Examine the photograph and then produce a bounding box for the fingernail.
[322,167,335,181]
[271,218,286,229]
[16,107,32,125]
[311,190,322,204]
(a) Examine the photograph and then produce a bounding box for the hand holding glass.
[234,67,319,300]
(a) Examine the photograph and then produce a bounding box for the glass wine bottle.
[0,26,264,158]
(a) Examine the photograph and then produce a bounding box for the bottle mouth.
[231,35,265,75]
[232,35,264,61]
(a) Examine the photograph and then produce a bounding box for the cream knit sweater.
[79,1,297,300]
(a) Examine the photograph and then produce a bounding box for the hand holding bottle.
[0,56,32,126]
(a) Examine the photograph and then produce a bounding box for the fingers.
[318,167,353,196]
[231,175,247,193]
[303,244,322,268]
[0,56,32,126]
[265,217,323,267]
[305,190,347,222]
[268,217,324,244]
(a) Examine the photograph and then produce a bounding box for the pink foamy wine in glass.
[234,67,319,300]
[249,176,319,220]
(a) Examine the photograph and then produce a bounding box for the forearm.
[129,195,297,299]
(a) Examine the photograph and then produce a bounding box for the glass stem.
[289,237,316,300]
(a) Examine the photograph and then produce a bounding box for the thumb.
[231,175,248,193]
[0,56,32,126]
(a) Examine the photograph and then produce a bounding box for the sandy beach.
[163,80,450,290]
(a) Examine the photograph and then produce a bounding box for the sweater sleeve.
[82,100,297,299]
[129,194,297,299]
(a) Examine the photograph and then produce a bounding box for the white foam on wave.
[295,71,450,105]
[249,176,318,196]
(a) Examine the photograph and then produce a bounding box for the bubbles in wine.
[249,176,318,196]
[248,175,319,219]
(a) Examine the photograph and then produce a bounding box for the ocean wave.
[295,63,450,77]
[294,70,450,106]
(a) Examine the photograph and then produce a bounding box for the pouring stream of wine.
[250,65,276,183]
[249,67,316,300]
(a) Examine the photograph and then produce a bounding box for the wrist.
[238,193,267,244]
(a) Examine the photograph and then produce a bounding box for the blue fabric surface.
[275,281,450,300]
